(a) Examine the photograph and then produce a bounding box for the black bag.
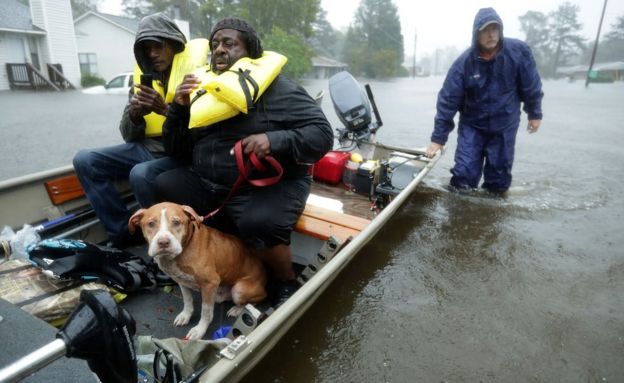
[27,239,155,293]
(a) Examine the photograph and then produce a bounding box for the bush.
[81,73,106,87]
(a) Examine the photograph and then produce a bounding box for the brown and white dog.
[128,202,267,340]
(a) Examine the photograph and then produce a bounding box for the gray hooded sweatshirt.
[119,12,187,152]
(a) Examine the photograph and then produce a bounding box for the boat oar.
[0,289,137,383]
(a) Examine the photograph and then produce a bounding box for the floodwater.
[1,77,623,382]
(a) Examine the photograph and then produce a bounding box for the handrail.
[47,64,75,89]
[5,63,60,91]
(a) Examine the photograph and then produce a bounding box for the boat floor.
[119,280,238,340]
[119,262,307,341]
[310,182,376,220]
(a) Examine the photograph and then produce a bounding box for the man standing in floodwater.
[425,7,544,195]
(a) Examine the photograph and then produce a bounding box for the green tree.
[310,8,344,58]
[263,26,312,79]
[597,14,624,62]
[343,0,404,78]
[369,49,401,78]
[236,0,320,38]
[604,14,624,40]
[120,0,318,78]
[342,27,368,75]
[71,0,98,17]
[120,0,151,19]
[196,0,239,37]
[546,2,586,77]
[519,10,550,76]
[121,0,235,38]
[235,0,321,79]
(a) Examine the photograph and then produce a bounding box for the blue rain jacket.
[431,7,543,146]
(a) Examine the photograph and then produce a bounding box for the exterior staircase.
[6,63,76,91]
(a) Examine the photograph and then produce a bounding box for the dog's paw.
[226,305,245,317]
[173,311,192,326]
[185,325,207,340]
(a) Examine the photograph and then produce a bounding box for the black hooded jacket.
[163,75,334,186]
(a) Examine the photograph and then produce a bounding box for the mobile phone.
[140,74,153,88]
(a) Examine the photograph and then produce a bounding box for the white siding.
[0,34,10,90]
[74,15,135,82]
[30,0,81,88]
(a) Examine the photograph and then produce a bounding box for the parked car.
[82,72,133,94]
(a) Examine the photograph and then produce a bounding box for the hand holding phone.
[140,74,153,88]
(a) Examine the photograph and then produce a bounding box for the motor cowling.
[329,71,372,134]
[329,71,382,149]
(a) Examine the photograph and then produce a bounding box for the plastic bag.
[1,224,41,260]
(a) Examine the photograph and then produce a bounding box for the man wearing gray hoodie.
[73,13,198,248]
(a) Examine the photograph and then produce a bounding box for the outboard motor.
[329,71,383,149]
[0,289,137,383]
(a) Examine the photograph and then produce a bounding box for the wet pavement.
[0,90,127,180]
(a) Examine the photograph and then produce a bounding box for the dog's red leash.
[201,139,283,221]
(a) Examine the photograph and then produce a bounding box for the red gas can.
[312,151,351,184]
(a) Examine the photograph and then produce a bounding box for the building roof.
[0,0,44,33]
[595,61,624,71]
[556,64,588,75]
[74,11,138,34]
[312,56,347,68]
[557,61,624,74]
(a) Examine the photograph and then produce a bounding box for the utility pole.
[412,30,417,78]
[586,0,608,87]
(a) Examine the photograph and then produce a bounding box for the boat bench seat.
[295,204,370,242]
[44,173,131,207]
[45,174,85,205]
[44,174,371,243]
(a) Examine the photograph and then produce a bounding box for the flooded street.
[1,77,623,381]
[249,78,624,382]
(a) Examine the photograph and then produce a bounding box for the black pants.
[155,167,310,249]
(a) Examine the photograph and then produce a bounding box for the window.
[78,53,98,75]
[106,75,126,88]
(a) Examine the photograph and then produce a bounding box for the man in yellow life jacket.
[156,18,334,307]
[73,13,207,248]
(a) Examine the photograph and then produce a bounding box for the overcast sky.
[99,0,624,57]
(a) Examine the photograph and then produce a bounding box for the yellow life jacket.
[204,51,287,114]
[133,38,210,137]
[188,51,287,129]
[188,68,240,129]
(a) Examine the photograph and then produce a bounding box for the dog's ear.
[128,208,146,234]
[182,205,203,222]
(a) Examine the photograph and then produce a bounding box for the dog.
[128,202,267,340]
